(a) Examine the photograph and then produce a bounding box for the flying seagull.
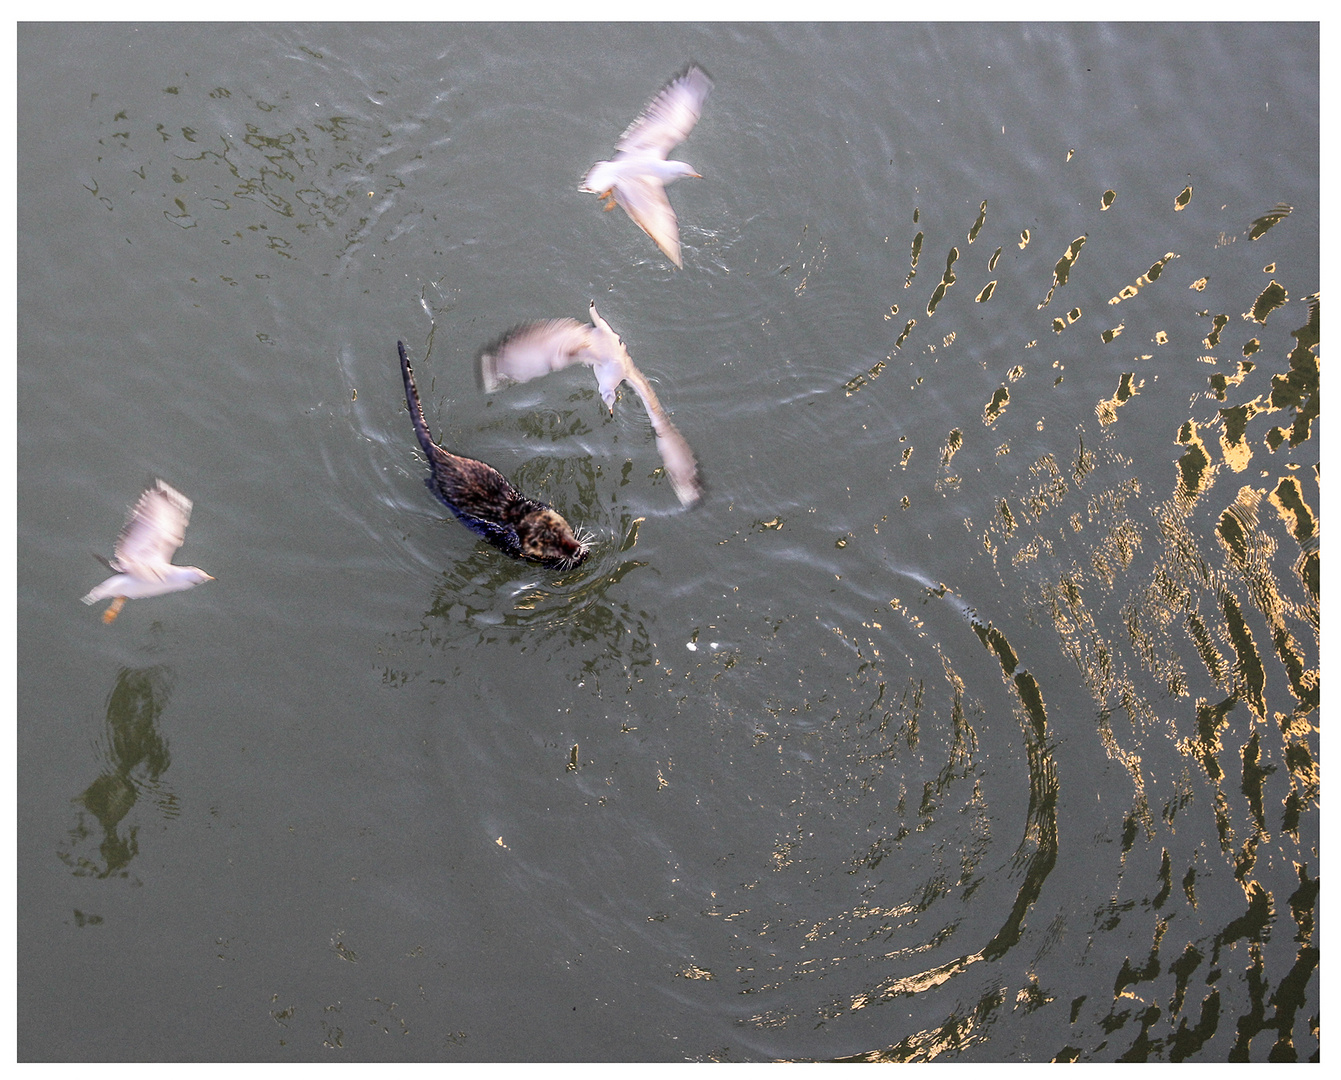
[480,301,703,507]
[81,479,213,623]
[580,63,713,268]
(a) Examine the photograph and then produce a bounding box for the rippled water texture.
[18,23,1318,1061]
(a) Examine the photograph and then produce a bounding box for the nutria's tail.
[398,341,438,457]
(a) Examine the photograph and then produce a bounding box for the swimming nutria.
[398,341,589,569]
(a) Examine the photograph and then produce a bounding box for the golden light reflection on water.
[967,200,987,244]
[1038,235,1086,309]
[982,386,1009,427]
[746,176,1317,1060]
[925,247,958,316]
[1018,307,1313,1061]
[1248,203,1291,240]
[1096,373,1142,426]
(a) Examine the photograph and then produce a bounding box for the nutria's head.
[515,507,590,569]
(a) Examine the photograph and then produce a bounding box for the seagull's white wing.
[617,364,703,508]
[479,319,596,390]
[615,65,713,159]
[612,176,682,267]
[114,480,192,576]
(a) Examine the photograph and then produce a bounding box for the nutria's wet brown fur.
[398,341,589,569]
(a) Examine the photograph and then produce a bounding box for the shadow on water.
[58,665,178,881]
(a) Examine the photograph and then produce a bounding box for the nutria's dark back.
[396,341,590,568]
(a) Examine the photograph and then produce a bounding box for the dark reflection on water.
[162,87,400,268]
[58,665,177,881]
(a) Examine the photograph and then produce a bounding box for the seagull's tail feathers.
[81,577,117,605]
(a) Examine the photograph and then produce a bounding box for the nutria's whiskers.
[556,528,595,571]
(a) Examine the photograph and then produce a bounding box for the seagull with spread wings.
[81,479,213,623]
[480,301,702,508]
[580,63,713,268]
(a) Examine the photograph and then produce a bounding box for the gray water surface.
[18,22,1319,1061]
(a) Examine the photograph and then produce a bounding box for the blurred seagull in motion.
[580,63,713,268]
[81,479,213,623]
[480,301,703,507]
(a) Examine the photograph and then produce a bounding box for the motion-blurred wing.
[620,366,703,508]
[615,64,713,159]
[114,480,192,577]
[648,415,703,508]
[479,319,595,391]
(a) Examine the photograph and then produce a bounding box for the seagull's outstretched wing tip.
[614,63,714,158]
[116,480,192,566]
